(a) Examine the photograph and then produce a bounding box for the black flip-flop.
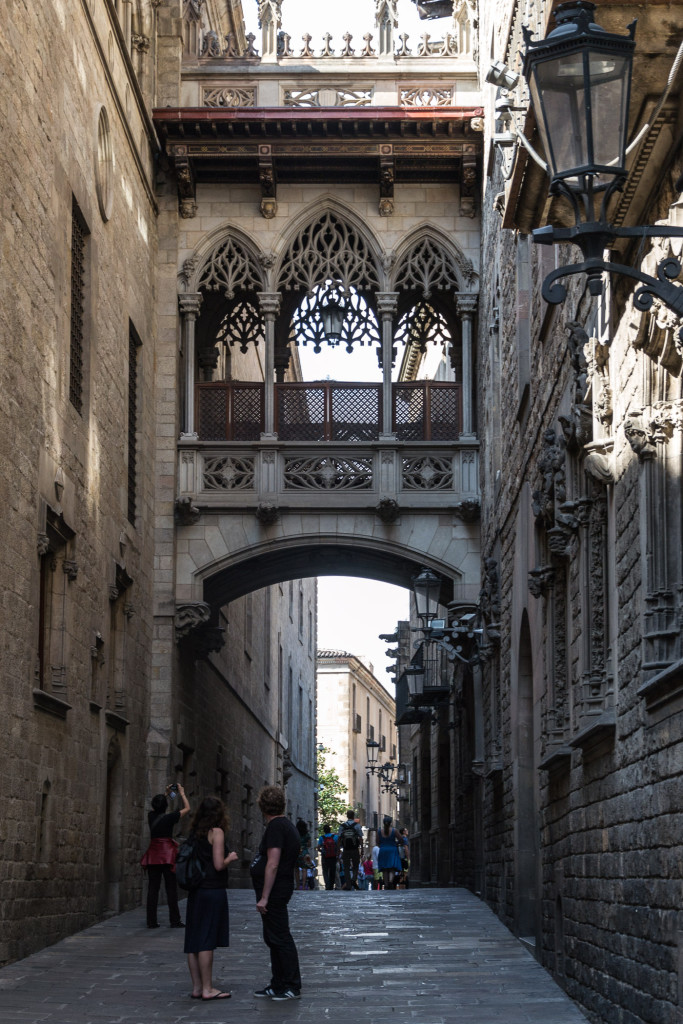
[202,991,232,1000]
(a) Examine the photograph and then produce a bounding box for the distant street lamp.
[321,296,345,344]
[366,737,381,774]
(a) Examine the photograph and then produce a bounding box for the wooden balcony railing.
[195,381,463,442]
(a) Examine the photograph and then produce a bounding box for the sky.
[316,576,410,693]
[242,1,444,46]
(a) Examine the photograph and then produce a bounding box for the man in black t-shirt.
[250,785,302,1001]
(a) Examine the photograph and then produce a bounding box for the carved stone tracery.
[198,236,265,299]
[277,211,380,294]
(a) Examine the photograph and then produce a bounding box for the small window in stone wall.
[96,106,113,221]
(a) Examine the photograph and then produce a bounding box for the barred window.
[69,198,89,414]
[127,324,141,525]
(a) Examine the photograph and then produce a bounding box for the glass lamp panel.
[588,52,631,172]
[531,52,588,179]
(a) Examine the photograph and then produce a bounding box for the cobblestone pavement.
[0,888,588,1024]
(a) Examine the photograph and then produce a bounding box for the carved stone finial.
[300,33,315,58]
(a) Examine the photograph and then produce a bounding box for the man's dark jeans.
[260,893,301,995]
[341,846,360,889]
[321,856,337,890]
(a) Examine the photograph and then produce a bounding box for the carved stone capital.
[376,292,399,318]
[178,293,202,318]
[175,601,212,638]
[37,533,50,557]
[257,291,282,318]
[455,293,478,317]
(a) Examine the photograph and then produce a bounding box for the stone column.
[377,292,399,439]
[179,293,202,440]
[258,292,282,439]
[122,0,133,51]
[456,293,478,437]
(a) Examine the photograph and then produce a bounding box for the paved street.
[0,888,588,1024]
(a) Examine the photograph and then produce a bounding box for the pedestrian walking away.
[140,783,190,929]
[250,785,302,1001]
[376,815,403,890]
[183,796,238,1001]
[338,808,363,890]
[317,822,339,890]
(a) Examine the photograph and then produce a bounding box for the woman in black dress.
[184,796,238,1001]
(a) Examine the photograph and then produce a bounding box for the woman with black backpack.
[184,796,238,1001]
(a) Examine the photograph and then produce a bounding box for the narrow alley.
[0,888,587,1024]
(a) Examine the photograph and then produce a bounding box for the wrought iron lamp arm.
[534,219,683,334]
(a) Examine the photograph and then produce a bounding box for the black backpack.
[175,834,207,890]
[339,820,360,850]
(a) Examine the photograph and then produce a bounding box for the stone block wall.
[0,0,160,964]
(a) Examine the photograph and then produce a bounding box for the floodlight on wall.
[485,61,520,91]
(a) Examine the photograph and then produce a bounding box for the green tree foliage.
[316,745,348,834]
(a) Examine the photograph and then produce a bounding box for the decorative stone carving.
[62,559,78,581]
[175,496,201,525]
[341,33,355,57]
[132,33,150,53]
[479,557,501,637]
[361,33,376,57]
[625,411,657,461]
[393,236,467,297]
[200,30,223,57]
[528,565,555,599]
[257,0,281,60]
[300,34,315,58]
[375,497,400,523]
[396,33,411,56]
[192,626,226,660]
[198,234,264,299]
[376,0,399,55]
[400,87,453,106]
[532,428,566,527]
[109,586,120,603]
[583,440,615,484]
[224,32,241,58]
[320,33,335,57]
[336,89,372,107]
[284,456,373,490]
[203,456,255,491]
[284,89,320,107]
[277,211,380,294]
[453,498,480,521]
[402,454,453,490]
[244,33,259,58]
[175,602,211,638]
[203,87,256,107]
[255,501,281,524]
[37,532,50,556]
[183,0,204,21]
[278,32,293,57]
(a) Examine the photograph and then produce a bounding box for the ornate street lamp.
[321,296,345,344]
[521,1,683,324]
[366,737,381,773]
[411,568,442,626]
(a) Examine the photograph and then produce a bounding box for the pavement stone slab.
[0,888,589,1024]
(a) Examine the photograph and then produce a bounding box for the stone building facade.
[317,650,398,835]
[0,0,315,965]
[471,1,683,1022]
